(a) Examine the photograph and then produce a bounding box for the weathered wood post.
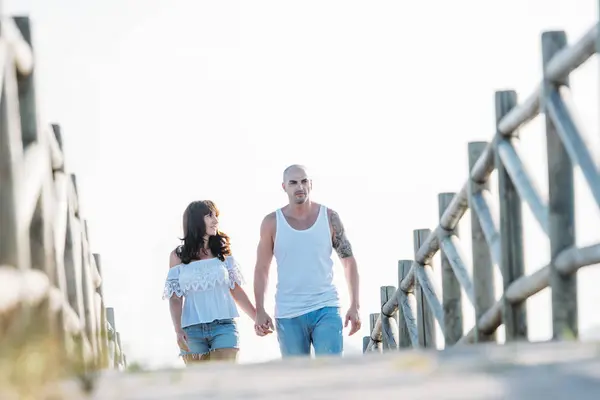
[14,17,38,148]
[106,307,118,367]
[397,260,418,348]
[379,286,399,350]
[0,24,29,275]
[116,332,123,368]
[438,193,464,345]
[541,30,578,340]
[369,313,381,352]
[15,16,57,341]
[80,222,99,367]
[468,142,496,343]
[494,90,528,341]
[50,124,69,356]
[362,336,370,353]
[63,178,88,366]
[413,229,436,348]
[94,253,110,368]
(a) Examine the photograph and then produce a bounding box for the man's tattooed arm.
[330,209,353,258]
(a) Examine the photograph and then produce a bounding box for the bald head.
[283,164,309,182]
[281,164,312,204]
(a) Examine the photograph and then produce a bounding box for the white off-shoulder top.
[162,255,244,329]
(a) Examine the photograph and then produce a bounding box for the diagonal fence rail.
[364,20,600,353]
[0,16,126,393]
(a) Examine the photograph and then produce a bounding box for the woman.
[162,200,264,364]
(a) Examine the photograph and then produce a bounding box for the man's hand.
[176,328,190,351]
[254,308,274,336]
[344,306,361,336]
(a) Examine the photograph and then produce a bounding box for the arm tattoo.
[330,210,353,258]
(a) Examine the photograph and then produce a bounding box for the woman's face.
[204,212,219,237]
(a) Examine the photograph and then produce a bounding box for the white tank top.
[273,204,340,318]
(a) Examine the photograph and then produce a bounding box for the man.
[253,164,361,357]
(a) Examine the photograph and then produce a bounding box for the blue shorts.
[275,306,343,358]
[180,318,239,357]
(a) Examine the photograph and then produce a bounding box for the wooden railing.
[0,16,126,389]
[363,22,600,352]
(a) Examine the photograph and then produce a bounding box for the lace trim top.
[162,255,244,327]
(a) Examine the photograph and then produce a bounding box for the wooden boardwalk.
[42,341,600,399]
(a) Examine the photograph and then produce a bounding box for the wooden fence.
[0,15,125,388]
[364,21,600,352]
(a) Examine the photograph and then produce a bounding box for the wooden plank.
[496,138,549,234]
[469,190,501,267]
[438,193,463,346]
[64,203,85,323]
[53,172,69,292]
[40,341,600,399]
[546,86,600,208]
[0,17,34,75]
[48,124,65,171]
[496,22,597,136]
[497,88,540,135]
[542,30,578,341]
[19,143,49,228]
[468,142,496,343]
[437,234,475,306]
[495,90,528,341]
[544,23,597,83]
[460,242,600,344]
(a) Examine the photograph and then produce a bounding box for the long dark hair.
[175,200,231,264]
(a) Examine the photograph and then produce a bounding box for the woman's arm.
[166,251,189,350]
[230,284,257,322]
[169,297,184,329]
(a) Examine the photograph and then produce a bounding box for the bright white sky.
[6,0,600,369]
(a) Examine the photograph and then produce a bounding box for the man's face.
[282,168,312,204]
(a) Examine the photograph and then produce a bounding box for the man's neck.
[287,200,313,218]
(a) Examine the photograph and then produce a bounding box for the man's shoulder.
[323,205,338,219]
[260,211,277,232]
[263,211,277,222]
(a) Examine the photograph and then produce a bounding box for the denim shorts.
[275,306,343,358]
[181,318,239,357]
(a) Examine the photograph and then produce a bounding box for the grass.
[0,303,106,399]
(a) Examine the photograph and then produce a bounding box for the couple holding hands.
[163,165,361,364]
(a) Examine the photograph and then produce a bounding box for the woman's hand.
[176,328,189,352]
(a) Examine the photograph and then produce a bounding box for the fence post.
[106,307,118,367]
[438,193,463,345]
[468,142,496,343]
[494,90,528,341]
[397,260,417,348]
[94,253,110,368]
[541,30,578,340]
[14,17,39,146]
[15,15,57,334]
[380,286,398,350]
[369,313,381,352]
[80,227,98,364]
[413,229,436,348]
[362,336,370,353]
